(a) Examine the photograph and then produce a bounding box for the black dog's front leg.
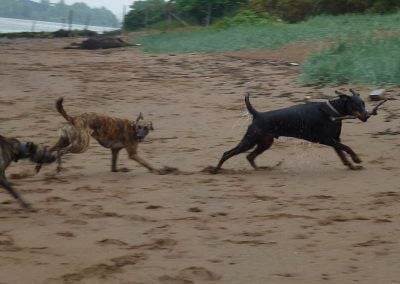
[0,175,30,209]
[334,149,362,170]
[321,138,362,170]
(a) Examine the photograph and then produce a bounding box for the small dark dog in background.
[212,89,381,173]
[0,135,56,209]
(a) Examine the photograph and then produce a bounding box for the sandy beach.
[0,38,399,284]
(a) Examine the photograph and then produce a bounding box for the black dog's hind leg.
[212,126,261,173]
[247,135,274,170]
[212,141,256,173]
[0,174,30,209]
[111,148,122,172]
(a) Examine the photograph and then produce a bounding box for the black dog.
[0,135,56,209]
[212,89,373,173]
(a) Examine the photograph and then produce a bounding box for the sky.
[38,1,135,20]
[64,0,134,19]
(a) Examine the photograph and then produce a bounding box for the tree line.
[0,0,119,27]
[124,0,400,30]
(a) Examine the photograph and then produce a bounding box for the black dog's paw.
[21,202,36,212]
[201,166,219,174]
[352,156,362,164]
[349,165,364,171]
[25,206,37,213]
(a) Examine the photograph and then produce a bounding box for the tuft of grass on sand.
[301,36,400,86]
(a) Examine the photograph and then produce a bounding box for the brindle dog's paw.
[352,156,362,164]
[35,164,42,174]
[156,166,180,175]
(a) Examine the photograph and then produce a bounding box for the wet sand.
[0,38,399,284]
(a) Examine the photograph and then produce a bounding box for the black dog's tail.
[245,94,259,117]
[56,97,73,123]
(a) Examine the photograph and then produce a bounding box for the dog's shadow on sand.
[201,161,283,175]
[158,166,189,175]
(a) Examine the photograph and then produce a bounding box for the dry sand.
[0,38,399,284]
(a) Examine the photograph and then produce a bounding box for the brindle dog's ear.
[26,142,37,154]
[136,112,144,124]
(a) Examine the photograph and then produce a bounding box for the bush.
[213,10,275,29]
[274,0,315,22]
[249,0,400,22]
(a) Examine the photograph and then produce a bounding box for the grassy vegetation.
[301,36,400,86]
[132,12,400,86]
[133,13,400,53]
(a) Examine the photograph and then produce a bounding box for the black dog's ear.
[335,90,351,101]
[149,122,154,131]
[349,89,360,96]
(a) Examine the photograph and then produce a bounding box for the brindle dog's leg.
[111,148,122,172]
[0,173,30,209]
[35,136,70,173]
[125,146,156,173]
[55,143,86,172]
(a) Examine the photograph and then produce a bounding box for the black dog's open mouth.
[354,112,369,122]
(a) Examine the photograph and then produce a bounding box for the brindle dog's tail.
[56,97,73,123]
[245,94,259,118]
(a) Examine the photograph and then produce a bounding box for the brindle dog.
[37,98,155,173]
[0,135,55,208]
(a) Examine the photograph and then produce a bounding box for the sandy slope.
[0,38,399,284]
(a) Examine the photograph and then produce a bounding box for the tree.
[175,0,247,25]
[124,0,167,30]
